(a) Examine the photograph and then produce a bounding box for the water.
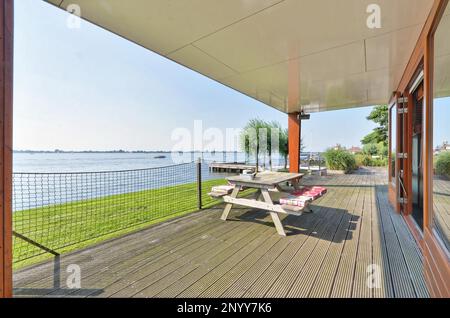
[13,152,232,173]
[13,152,290,173]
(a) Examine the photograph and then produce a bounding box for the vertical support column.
[0,0,13,299]
[287,46,301,174]
[288,113,301,173]
[196,158,202,210]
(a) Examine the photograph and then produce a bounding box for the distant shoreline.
[13,150,242,154]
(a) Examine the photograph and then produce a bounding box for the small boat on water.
[154,155,167,159]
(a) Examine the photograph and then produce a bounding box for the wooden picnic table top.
[226,171,304,189]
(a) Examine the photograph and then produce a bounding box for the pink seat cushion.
[311,186,327,194]
[290,187,327,200]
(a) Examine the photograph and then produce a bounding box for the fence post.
[197,158,202,210]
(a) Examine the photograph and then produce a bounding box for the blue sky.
[434,98,450,148]
[13,0,377,152]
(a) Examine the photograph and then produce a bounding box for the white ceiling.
[45,0,435,113]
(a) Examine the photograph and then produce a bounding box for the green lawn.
[13,178,253,269]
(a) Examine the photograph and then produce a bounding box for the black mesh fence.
[12,161,227,266]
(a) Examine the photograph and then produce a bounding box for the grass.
[13,178,255,269]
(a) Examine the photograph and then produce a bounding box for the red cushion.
[291,186,327,200]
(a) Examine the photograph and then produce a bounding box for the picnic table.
[220,171,305,236]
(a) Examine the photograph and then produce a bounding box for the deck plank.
[352,174,373,298]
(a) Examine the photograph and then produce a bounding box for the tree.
[363,143,378,156]
[241,119,304,171]
[240,119,266,171]
[279,128,289,169]
[264,121,277,170]
[377,142,388,158]
[361,105,388,146]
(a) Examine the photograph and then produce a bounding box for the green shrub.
[435,152,450,178]
[324,149,357,173]
[355,154,369,167]
[371,158,388,167]
[355,153,388,167]
[355,154,364,167]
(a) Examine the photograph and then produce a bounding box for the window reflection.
[433,10,450,251]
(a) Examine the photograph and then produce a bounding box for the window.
[432,9,450,251]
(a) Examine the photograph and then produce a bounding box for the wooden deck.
[433,178,450,251]
[13,168,429,298]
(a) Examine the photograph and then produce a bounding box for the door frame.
[388,95,401,213]
[402,68,424,243]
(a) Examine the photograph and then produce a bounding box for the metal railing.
[300,153,326,174]
[12,160,225,265]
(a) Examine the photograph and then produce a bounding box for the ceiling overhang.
[45,0,435,114]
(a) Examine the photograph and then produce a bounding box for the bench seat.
[279,186,327,207]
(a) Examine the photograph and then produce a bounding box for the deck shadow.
[231,206,358,241]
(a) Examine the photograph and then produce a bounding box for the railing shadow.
[13,254,103,297]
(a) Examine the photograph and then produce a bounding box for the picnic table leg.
[220,186,240,221]
[261,189,286,237]
[291,178,301,190]
[253,189,262,201]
